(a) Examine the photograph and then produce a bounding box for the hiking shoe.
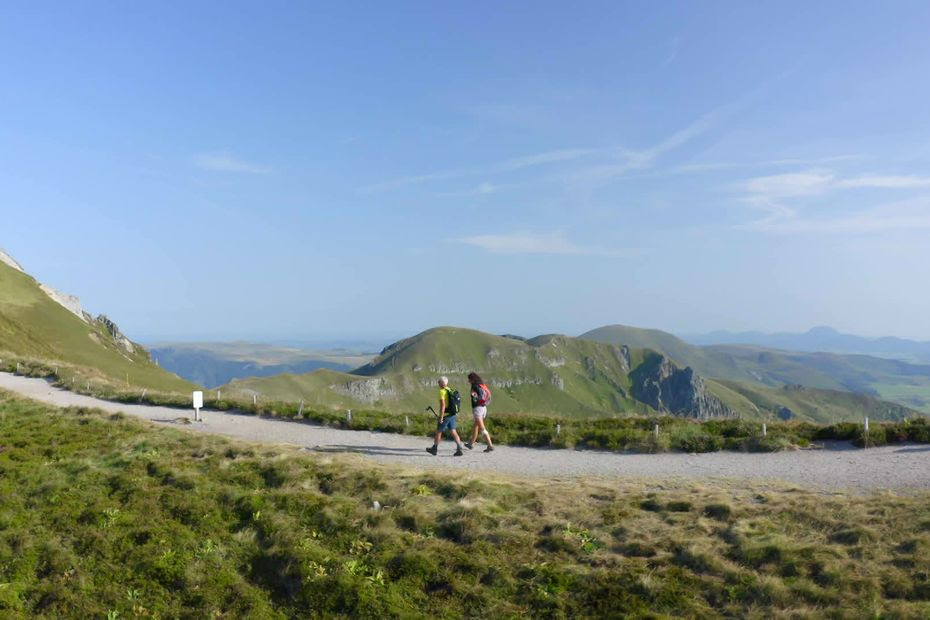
[426,445,437,456]
[463,442,474,450]
[484,445,494,453]
[453,447,464,457]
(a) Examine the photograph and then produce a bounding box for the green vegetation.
[0,260,195,393]
[2,390,930,617]
[221,328,657,418]
[582,324,930,413]
[9,355,927,454]
[221,326,924,425]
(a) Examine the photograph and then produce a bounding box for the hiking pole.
[425,405,439,418]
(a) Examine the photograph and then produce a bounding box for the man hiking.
[426,376,466,456]
[464,372,494,452]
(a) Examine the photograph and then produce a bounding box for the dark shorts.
[437,415,457,432]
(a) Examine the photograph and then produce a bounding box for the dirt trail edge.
[2,372,929,491]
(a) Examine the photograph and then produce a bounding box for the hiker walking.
[426,376,466,456]
[464,372,494,452]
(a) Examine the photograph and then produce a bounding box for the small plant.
[563,523,604,554]
[102,507,121,528]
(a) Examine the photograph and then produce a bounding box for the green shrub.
[672,433,723,453]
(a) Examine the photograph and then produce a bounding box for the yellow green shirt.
[439,387,452,411]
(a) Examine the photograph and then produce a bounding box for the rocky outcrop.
[0,248,25,272]
[1,248,91,322]
[631,354,735,419]
[96,314,135,354]
[40,284,88,322]
[330,377,397,404]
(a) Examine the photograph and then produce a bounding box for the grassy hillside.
[716,381,917,424]
[2,390,930,617]
[218,327,921,424]
[582,324,930,413]
[0,259,195,393]
[223,327,656,418]
[149,341,373,388]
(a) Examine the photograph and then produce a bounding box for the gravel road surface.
[2,372,928,492]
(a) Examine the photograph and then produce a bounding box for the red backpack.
[475,383,492,406]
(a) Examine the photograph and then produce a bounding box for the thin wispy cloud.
[738,169,930,232]
[360,147,603,192]
[741,170,930,199]
[364,81,772,195]
[435,181,500,198]
[457,231,633,257]
[669,154,861,175]
[555,90,760,188]
[194,152,273,174]
[740,199,930,234]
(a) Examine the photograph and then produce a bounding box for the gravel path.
[2,372,929,492]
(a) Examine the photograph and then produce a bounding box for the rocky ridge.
[631,353,735,419]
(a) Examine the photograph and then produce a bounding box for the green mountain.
[0,250,196,393]
[221,326,736,419]
[581,325,930,413]
[219,326,919,423]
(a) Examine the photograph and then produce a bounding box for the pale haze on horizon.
[3,2,930,342]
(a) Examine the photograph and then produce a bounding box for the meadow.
[2,390,930,617]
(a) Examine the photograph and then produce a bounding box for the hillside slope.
[221,327,736,419]
[0,253,195,393]
[581,325,930,412]
[220,327,921,423]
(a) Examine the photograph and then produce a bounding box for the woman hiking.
[464,372,494,452]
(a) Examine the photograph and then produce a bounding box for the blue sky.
[3,1,930,342]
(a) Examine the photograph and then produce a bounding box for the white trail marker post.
[193,391,203,422]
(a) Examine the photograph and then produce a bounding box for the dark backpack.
[445,388,461,415]
[475,383,491,406]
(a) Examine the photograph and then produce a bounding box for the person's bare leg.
[469,420,480,445]
[433,430,442,447]
[477,418,493,447]
[450,429,464,446]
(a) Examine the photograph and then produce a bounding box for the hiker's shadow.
[894,445,930,453]
[313,444,428,457]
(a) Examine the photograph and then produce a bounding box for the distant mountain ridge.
[221,326,740,420]
[150,342,373,388]
[220,326,919,423]
[685,326,930,363]
[581,324,930,412]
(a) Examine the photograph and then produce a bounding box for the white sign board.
[193,391,203,409]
